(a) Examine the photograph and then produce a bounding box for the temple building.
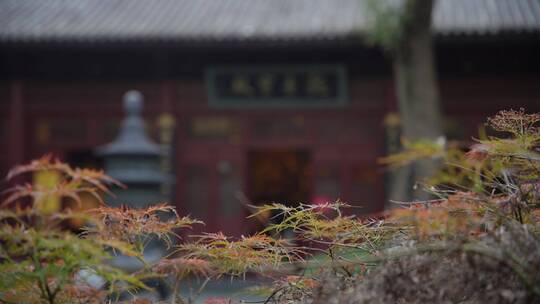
[1,0,540,234]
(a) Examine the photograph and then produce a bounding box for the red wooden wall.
[1,74,539,234]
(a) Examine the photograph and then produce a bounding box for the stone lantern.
[95,91,171,298]
[96,90,169,208]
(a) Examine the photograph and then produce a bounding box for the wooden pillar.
[8,80,24,167]
[158,80,177,210]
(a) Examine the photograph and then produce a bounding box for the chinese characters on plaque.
[207,65,347,107]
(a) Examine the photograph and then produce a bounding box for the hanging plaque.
[206,64,347,108]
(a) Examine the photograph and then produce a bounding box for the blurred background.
[1,0,539,237]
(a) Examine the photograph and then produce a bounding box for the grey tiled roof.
[0,0,539,44]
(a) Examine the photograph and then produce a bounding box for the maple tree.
[1,109,539,303]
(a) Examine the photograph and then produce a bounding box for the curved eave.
[0,29,539,49]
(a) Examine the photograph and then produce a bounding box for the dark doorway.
[247,149,311,206]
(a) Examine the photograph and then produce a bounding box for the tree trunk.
[389,0,443,201]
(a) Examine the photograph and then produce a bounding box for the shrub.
[0,156,200,303]
[309,108,540,303]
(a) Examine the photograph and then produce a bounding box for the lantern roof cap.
[97,90,161,156]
